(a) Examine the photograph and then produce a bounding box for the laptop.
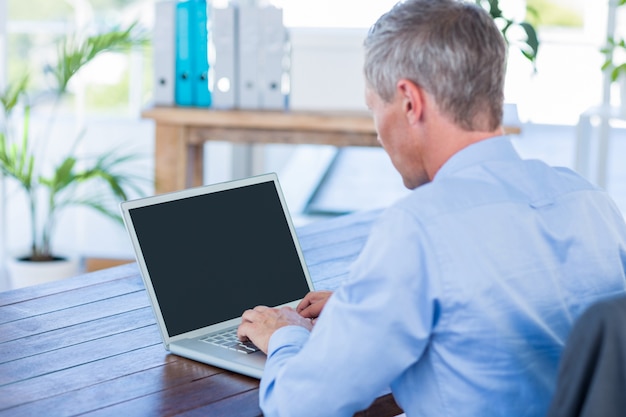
[120,173,314,379]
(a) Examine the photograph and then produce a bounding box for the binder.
[153,0,176,106]
[175,0,211,107]
[175,0,193,106]
[259,6,286,110]
[191,0,211,107]
[211,6,238,109]
[237,4,260,109]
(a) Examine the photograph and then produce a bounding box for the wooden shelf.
[142,106,521,195]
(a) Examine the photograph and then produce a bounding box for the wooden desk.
[0,210,402,416]
[142,107,521,195]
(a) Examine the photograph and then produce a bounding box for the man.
[237,1,626,416]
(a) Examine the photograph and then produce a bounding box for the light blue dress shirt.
[260,137,626,417]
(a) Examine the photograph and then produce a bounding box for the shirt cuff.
[267,325,311,358]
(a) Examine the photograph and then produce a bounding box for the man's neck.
[423,116,504,181]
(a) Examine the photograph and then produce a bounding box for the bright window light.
[269,0,398,28]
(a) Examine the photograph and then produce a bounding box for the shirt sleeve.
[259,207,441,417]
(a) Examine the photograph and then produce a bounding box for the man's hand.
[237,305,313,354]
[296,291,333,323]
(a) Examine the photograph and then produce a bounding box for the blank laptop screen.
[128,180,311,337]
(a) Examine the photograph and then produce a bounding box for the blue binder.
[175,0,193,106]
[192,0,211,106]
[175,0,211,107]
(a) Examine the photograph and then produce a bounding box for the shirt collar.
[434,136,520,180]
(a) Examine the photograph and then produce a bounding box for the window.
[0,0,154,263]
[511,0,609,124]
[5,0,150,116]
[270,0,397,28]
[269,0,613,125]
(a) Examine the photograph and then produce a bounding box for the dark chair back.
[546,294,626,417]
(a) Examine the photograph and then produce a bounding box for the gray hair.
[364,0,506,131]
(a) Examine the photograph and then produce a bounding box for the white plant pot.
[7,256,80,289]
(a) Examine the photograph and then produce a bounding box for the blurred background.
[0,0,625,291]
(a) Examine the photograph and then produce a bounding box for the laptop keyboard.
[200,327,260,354]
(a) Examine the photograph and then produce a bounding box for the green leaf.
[475,0,539,67]
[0,74,29,116]
[51,21,148,94]
[53,156,78,191]
[9,142,17,168]
[525,5,540,22]
[519,22,539,61]
[25,155,35,187]
[475,0,503,19]
[56,156,77,179]
[612,63,626,82]
[16,106,31,175]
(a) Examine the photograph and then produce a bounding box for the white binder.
[259,6,286,110]
[211,6,238,109]
[153,0,176,106]
[237,4,260,109]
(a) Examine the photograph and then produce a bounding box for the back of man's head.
[364,0,507,132]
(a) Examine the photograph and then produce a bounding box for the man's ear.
[396,79,425,125]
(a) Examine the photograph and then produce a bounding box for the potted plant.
[0,23,148,288]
